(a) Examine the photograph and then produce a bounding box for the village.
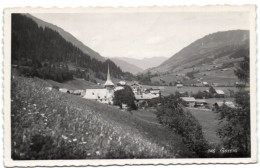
[9,10,252,161]
[52,65,239,112]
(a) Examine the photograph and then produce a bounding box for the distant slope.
[117,57,168,70]
[110,58,144,74]
[12,14,134,83]
[149,30,249,74]
[26,14,105,62]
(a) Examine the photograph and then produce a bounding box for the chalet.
[181,97,195,107]
[211,83,218,87]
[215,90,225,98]
[149,88,161,96]
[202,81,209,86]
[214,101,236,109]
[135,93,158,108]
[59,88,68,93]
[131,83,142,94]
[84,65,115,104]
[118,81,126,86]
[235,82,246,87]
[195,99,207,107]
[176,84,183,88]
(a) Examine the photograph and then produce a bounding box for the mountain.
[110,58,143,74]
[148,30,249,74]
[116,57,168,71]
[25,14,105,62]
[12,14,134,83]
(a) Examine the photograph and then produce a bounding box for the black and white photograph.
[3,5,257,166]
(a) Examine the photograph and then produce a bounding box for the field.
[11,75,193,159]
[187,108,221,145]
[143,85,238,97]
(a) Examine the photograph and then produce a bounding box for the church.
[84,65,115,104]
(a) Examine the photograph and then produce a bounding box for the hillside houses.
[181,97,195,107]
[213,101,236,110]
[215,89,225,97]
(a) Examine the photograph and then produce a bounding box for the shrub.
[155,94,209,157]
[113,85,137,110]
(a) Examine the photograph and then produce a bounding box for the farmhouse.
[149,88,161,96]
[135,93,158,108]
[131,83,142,94]
[235,82,246,87]
[176,84,183,88]
[84,65,115,104]
[181,97,195,107]
[118,81,126,86]
[195,99,208,107]
[202,81,209,86]
[214,101,236,109]
[215,89,225,97]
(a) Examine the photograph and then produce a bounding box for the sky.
[32,11,250,59]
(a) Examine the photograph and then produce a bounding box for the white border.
[2,4,258,167]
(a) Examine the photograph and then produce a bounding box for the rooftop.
[181,97,196,102]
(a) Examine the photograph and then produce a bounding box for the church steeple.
[104,64,114,88]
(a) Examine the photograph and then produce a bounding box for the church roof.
[104,64,114,87]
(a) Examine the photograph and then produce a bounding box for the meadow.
[187,108,221,145]
[143,85,238,97]
[11,75,192,159]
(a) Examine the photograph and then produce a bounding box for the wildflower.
[68,140,72,143]
[33,104,36,107]
[82,142,87,144]
[87,153,91,156]
[23,108,26,110]
[62,135,68,140]
[40,114,45,117]
[96,151,100,156]
[73,139,77,142]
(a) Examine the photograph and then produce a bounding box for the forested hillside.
[11,14,133,82]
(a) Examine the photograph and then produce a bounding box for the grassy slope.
[187,108,221,145]
[11,75,193,159]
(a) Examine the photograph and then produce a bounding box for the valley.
[10,13,251,159]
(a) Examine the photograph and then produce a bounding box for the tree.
[234,56,249,84]
[113,86,137,110]
[155,94,209,157]
[216,53,250,157]
[209,86,216,94]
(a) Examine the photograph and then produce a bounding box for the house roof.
[114,86,124,91]
[215,90,225,95]
[181,97,195,102]
[135,93,159,100]
[215,101,235,108]
[118,81,126,85]
[195,99,207,103]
